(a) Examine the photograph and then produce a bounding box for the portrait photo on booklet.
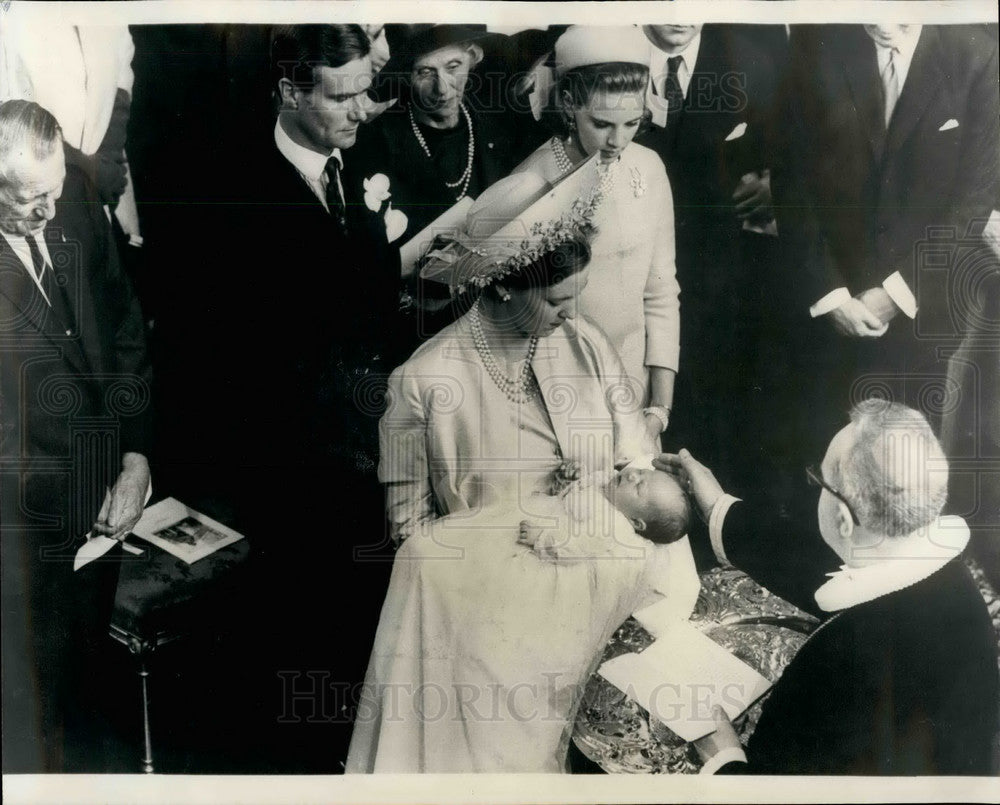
[1,2,998,805]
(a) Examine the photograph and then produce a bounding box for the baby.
[518,460,692,562]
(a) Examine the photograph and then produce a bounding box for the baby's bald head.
[606,468,691,544]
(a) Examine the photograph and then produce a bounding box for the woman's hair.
[548,61,651,138]
[490,226,593,294]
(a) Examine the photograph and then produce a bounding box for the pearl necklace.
[551,136,573,176]
[469,301,539,404]
[552,137,620,199]
[408,102,475,201]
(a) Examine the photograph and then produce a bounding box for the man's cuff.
[708,494,741,566]
[700,747,748,775]
[882,271,918,319]
[809,287,850,318]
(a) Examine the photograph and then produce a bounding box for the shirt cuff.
[809,287,851,318]
[882,271,918,319]
[700,747,748,775]
[708,493,741,566]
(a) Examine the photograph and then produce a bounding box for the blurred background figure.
[0,12,148,312]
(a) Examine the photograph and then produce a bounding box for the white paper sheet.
[130,497,244,564]
[598,620,771,742]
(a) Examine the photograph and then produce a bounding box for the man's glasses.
[806,464,861,525]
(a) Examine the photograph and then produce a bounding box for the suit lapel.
[885,27,945,158]
[0,236,53,339]
[841,30,887,162]
[0,232,95,376]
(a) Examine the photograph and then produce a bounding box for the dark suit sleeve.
[714,497,841,618]
[893,26,999,291]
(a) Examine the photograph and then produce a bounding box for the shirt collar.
[649,30,703,80]
[871,26,922,79]
[273,118,342,182]
[814,514,969,612]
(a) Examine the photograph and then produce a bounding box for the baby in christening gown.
[517,459,694,563]
[347,460,702,773]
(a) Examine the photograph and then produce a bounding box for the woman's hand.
[652,449,725,523]
[643,411,665,454]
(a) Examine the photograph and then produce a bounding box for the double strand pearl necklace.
[469,300,539,404]
[551,136,573,176]
[552,136,621,199]
[408,102,475,201]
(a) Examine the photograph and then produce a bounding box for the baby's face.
[604,468,686,524]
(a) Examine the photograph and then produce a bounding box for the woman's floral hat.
[419,154,608,295]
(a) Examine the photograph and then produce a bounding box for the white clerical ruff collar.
[814,515,970,612]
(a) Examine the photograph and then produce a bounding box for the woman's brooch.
[629,166,646,198]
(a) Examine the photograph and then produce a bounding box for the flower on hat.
[450,173,606,296]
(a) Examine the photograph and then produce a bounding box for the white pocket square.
[938,119,959,131]
[725,122,748,142]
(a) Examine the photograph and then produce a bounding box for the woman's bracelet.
[642,405,671,434]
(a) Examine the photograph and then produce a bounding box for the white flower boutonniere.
[363,173,409,243]
[363,173,391,212]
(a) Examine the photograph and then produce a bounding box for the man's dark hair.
[271,24,371,93]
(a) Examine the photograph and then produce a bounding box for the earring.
[500,291,511,302]
[566,117,577,132]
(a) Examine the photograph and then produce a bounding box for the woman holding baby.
[345,28,692,774]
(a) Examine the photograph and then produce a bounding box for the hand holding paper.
[92,452,150,540]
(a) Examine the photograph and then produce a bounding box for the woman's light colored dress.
[345,314,696,773]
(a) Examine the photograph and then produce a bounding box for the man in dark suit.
[785,24,999,455]
[0,100,153,771]
[637,24,785,500]
[345,24,536,345]
[658,400,998,775]
[158,24,400,772]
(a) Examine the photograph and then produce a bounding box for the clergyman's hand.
[652,449,724,522]
[93,452,150,540]
[693,706,743,765]
[827,297,888,338]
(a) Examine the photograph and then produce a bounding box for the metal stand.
[138,656,154,773]
[110,627,169,774]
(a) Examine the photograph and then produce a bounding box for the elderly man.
[0,100,152,771]
[658,400,998,774]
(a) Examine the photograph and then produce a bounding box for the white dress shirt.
[273,119,344,215]
[870,25,923,96]
[648,31,703,100]
[647,32,703,128]
[2,231,54,306]
[809,27,924,321]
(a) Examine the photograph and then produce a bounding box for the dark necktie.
[661,55,686,149]
[664,56,685,117]
[27,232,75,335]
[324,157,347,231]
